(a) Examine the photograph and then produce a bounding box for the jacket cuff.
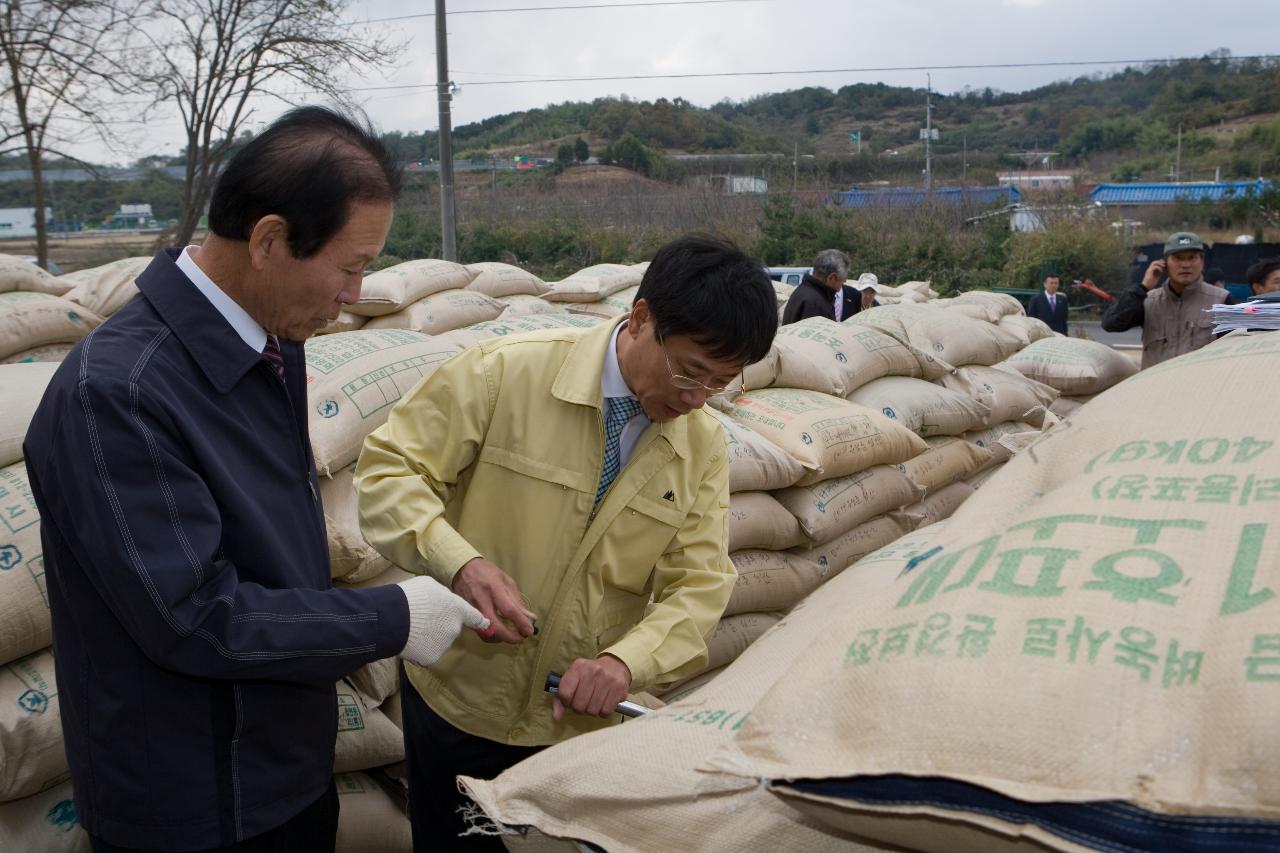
[362,584,413,659]
[601,635,655,690]
[422,523,483,587]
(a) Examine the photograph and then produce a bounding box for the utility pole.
[962,133,968,189]
[792,141,798,192]
[435,0,457,261]
[924,74,934,193]
[1174,123,1183,183]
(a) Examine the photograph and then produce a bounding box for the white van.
[767,266,810,286]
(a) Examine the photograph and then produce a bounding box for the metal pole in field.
[436,0,457,261]
[924,73,933,194]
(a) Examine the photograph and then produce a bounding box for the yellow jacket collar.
[551,316,691,460]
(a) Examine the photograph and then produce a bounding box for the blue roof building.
[834,185,1020,209]
[1088,179,1275,206]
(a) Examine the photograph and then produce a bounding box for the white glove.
[396,576,491,668]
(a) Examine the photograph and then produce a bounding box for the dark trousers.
[89,780,338,853]
[400,665,543,852]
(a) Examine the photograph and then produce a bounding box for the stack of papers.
[1209,294,1280,334]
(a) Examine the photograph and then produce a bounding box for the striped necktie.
[596,396,644,505]
[262,334,285,381]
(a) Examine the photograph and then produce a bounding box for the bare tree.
[0,0,128,269]
[139,0,403,247]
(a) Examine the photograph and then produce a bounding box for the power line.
[345,54,1278,91]
[353,0,770,25]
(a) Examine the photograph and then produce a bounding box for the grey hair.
[811,249,850,280]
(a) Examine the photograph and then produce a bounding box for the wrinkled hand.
[552,655,632,721]
[452,557,537,644]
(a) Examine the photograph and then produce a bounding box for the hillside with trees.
[379,52,1280,184]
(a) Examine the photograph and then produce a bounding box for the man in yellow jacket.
[356,235,778,849]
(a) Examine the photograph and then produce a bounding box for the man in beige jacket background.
[355,234,778,849]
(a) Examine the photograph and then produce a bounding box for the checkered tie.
[262,334,285,381]
[596,396,643,504]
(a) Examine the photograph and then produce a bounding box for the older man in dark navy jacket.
[23,107,488,853]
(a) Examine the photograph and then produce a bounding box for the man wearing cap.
[1102,231,1232,368]
[781,249,859,324]
[849,273,881,314]
[1027,274,1069,334]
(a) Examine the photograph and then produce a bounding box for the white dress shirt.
[176,246,268,353]
[601,322,651,469]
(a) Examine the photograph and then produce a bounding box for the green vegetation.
[376,54,1280,183]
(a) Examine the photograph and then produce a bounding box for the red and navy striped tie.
[262,334,285,381]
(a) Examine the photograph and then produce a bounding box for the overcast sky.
[79,0,1277,164]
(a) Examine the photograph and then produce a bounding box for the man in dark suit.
[1027,274,1069,334]
[782,249,854,324]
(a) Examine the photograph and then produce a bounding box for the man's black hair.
[1204,267,1227,285]
[635,234,777,366]
[1245,257,1280,290]
[208,105,402,259]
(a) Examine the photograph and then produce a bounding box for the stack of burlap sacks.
[460,331,1274,853]
[0,361,85,851]
[657,292,1143,698]
[0,255,111,365]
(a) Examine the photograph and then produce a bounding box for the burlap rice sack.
[724,551,829,616]
[0,292,102,361]
[362,290,505,335]
[710,409,805,493]
[711,332,1280,850]
[0,362,58,467]
[939,365,1058,428]
[0,255,68,295]
[0,461,49,666]
[997,336,1138,395]
[495,294,567,317]
[335,772,411,853]
[542,264,642,303]
[305,330,463,475]
[896,436,993,495]
[347,259,477,317]
[465,261,549,298]
[847,376,991,437]
[719,389,927,487]
[774,465,922,545]
[0,648,65,802]
[59,256,148,317]
[726,491,805,552]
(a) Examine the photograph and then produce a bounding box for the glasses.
[657,335,737,395]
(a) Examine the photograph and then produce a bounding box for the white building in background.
[0,207,52,239]
[692,174,768,194]
[997,172,1076,192]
